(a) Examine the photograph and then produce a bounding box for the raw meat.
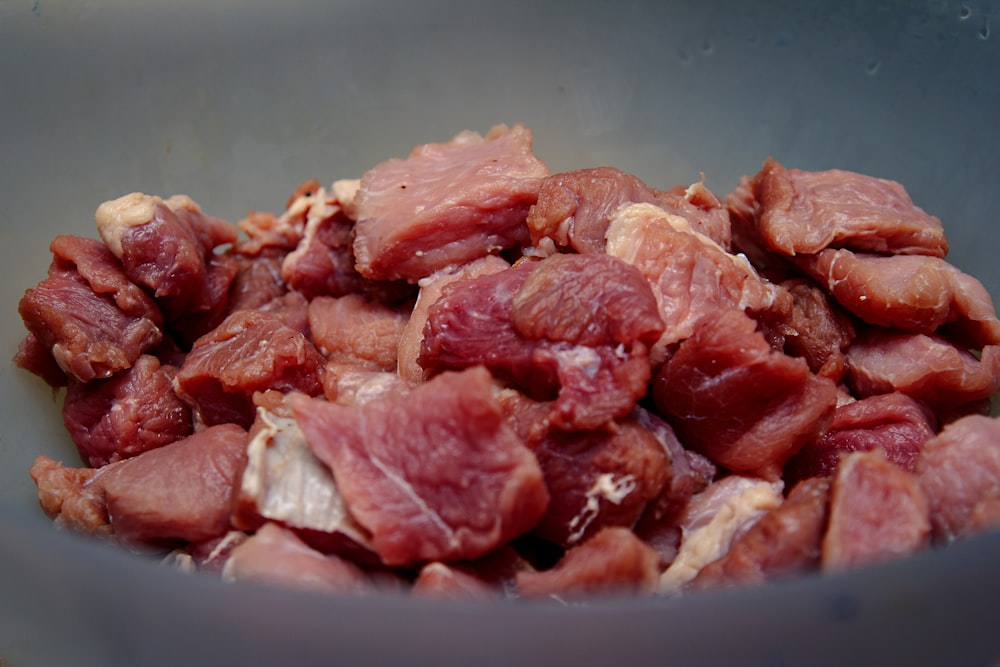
[308,294,409,371]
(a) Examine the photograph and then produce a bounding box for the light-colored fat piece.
[94,192,200,258]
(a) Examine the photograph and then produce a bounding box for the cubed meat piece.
[784,392,936,485]
[29,455,113,536]
[516,527,660,599]
[752,158,948,257]
[62,354,193,467]
[308,294,409,371]
[412,562,499,600]
[916,414,1000,543]
[18,235,163,383]
[779,278,855,381]
[821,449,930,571]
[174,310,326,429]
[226,252,288,314]
[13,332,68,387]
[652,309,838,480]
[320,362,413,407]
[352,124,549,281]
[290,367,549,567]
[223,522,370,595]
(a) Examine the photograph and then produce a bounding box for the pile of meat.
[16,124,1000,600]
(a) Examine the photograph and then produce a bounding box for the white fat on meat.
[238,407,369,545]
[566,473,638,545]
[659,475,783,595]
[94,192,201,258]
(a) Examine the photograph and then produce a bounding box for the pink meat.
[13,332,68,387]
[752,158,948,257]
[226,252,287,314]
[224,522,370,595]
[412,562,498,600]
[796,248,1000,346]
[18,235,163,383]
[605,202,791,356]
[529,416,671,548]
[62,354,193,468]
[692,476,830,589]
[845,329,1000,415]
[821,449,930,571]
[101,424,248,544]
[784,392,936,486]
[420,257,658,430]
[516,527,660,599]
[320,363,413,407]
[308,294,409,371]
[916,414,1000,543]
[779,278,855,381]
[94,193,239,335]
[290,367,549,567]
[29,455,113,536]
[174,310,326,429]
[352,124,549,281]
[653,309,838,480]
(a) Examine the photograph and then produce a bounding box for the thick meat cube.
[652,309,838,480]
[692,477,830,589]
[526,167,731,254]
[290,367,549,567]
[94,193,239,341]
[752,158,948,257]
[308,294,409,371]
[18,235,163,383]
[916,414,1000,542]
[13,332,69,387]
[29,455,113,536]
[516,527,660,599]
[784,392,936,485]
[845,330,1000,416]
[223,523,370,595]
[412,562,499,600]
[821,449,930,571]
[796,249,1000,346]
[226,252,287,314]
[605,202,791,359]
[780,278,855,381]
[352,124,549,281]
[62,354,193,467]
[174,310,326,429]
[101,424,248,545]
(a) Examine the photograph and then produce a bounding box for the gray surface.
[1,1,999,665]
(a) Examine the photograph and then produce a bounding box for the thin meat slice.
[652,309,838,480]
[845,329,1000,415]
[62,354,193,468]
[752,158,948,257]
[796,248,1000,346]
[397,255,510,383]
[692,477,830,589]
[916,414,1000,543]
[174,310,326,429]
[18,235,163,383]
[290,367,549,567]
[94,193,239,334]
[516,527,660,599]
[606,203,791,359]
[223,522,370,595]
[821,449,930,571]
[308,294,409,371]
[659,475,784,594]
[101,424,248,545]
[784,392,936,486]
[352,124,549,281]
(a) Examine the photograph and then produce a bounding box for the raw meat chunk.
[62,354,193,467]
[308,294,409,371]
[784,392,935,485]
[653,309,838,480]
[223,522,370,594]
[752,158,948,257]
[290,367,549,567]
[821,449,930,571]
[226,252,287,314]
[174,310,326,429]
[320,363,413,407]
[18,235,163,382]
[101,424,248,545]
[526,167,731,253]
[29,455,113,536]
[412,562,498,600]
[692,477,830,589]
[352,124,549,281]
[13,332,68,387]
[916,414,1000,542]
[779,278,855,381]
[516,527,660,599]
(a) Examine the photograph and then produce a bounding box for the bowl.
[2,1,999,665]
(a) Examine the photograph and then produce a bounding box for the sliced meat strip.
[821,449,930,571]
[353,124,549,281]
[290,367,549,567]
